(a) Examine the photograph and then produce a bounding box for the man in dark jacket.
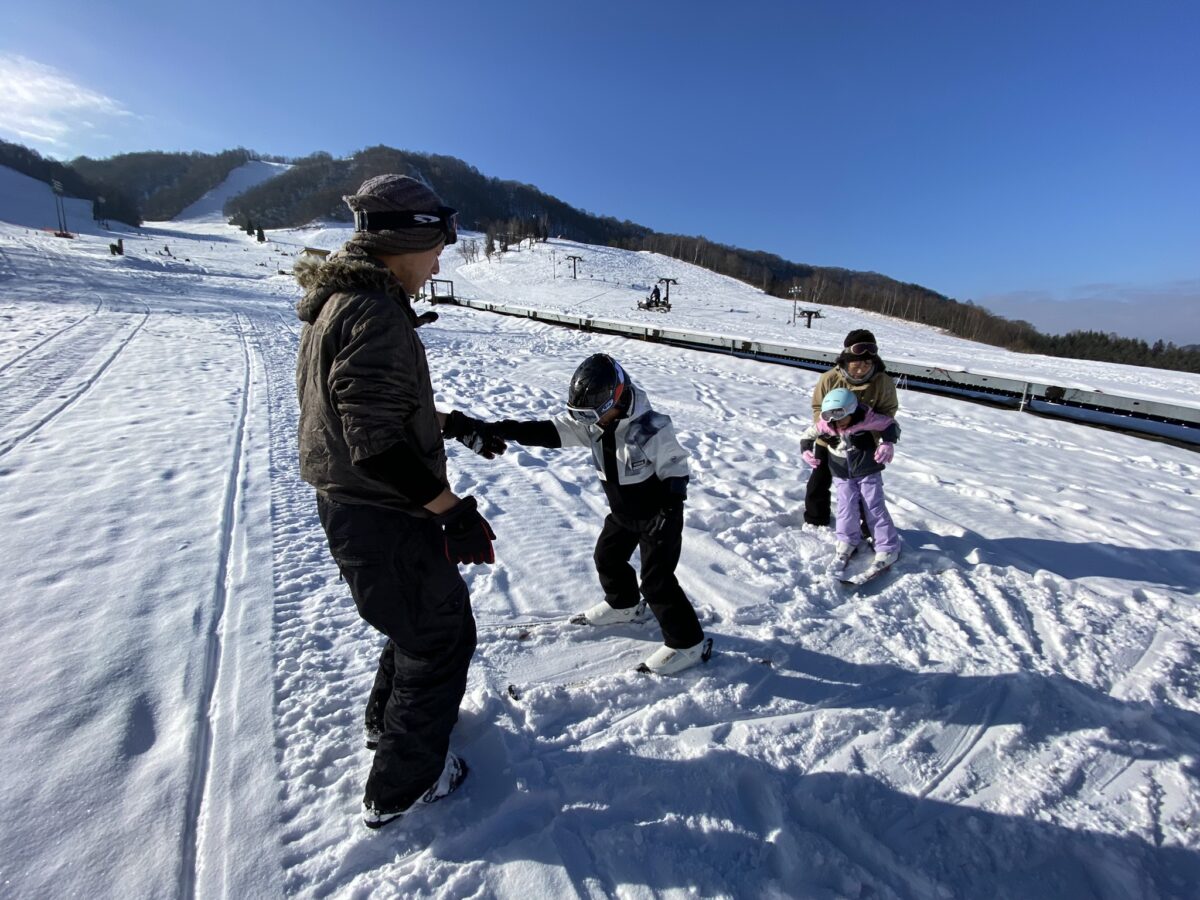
[295,175,503,830]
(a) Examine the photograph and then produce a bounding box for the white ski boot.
[572,599,648,626]
[638,637,714,675]
[873,549,901,567]
[829,541,857,575]
[363,752,469,830]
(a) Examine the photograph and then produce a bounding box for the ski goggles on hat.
[845,341,878,356]
[820,405,853,422]
[352,206,458,245]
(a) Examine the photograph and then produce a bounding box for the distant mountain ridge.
[224,145,1015,349]
[2,139,1196,372]
[222,144,1196,372]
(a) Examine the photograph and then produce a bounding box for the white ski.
[506,641,716,701]
[839,559,895,588]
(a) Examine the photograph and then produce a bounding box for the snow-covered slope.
[0,164,100,234]
[439,235,1200,408]
[175,159,291,222]
[0,198,1197,899]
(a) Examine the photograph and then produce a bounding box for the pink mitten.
[874,442,894,464]
[802,450,821,469]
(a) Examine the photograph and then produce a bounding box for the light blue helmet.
[820,387,858,420]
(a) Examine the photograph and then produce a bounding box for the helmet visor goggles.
[566,403,608,425]
[820,405,852,422]
[567,362,627,424]
[352,206,458,245]
[846,341,878,357]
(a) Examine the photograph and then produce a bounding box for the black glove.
[435,495,496,565]
[647,503,684,541]
[442,410,506,459]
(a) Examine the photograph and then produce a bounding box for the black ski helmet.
[568,354,630,421]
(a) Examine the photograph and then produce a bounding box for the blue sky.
[2,0,1197,342]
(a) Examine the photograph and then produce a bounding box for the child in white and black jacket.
[446,353,710,675]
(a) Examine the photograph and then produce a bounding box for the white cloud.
[0,54,134,155]
[979,279,1200,346]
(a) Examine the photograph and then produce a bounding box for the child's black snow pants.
[593,511,704,649]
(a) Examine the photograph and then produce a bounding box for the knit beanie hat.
[843,329,877,348]
[339,174,447,257]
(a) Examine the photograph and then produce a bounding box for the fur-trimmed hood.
[294,254,407,324]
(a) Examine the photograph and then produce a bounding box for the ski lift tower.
[566,255,583,279]
[657,277,678,305]
[786,284,823,327]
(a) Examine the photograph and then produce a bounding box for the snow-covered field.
[1,164,1198,899]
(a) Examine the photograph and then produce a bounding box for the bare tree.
[458,238,480,265]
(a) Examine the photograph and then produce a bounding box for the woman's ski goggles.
[352,206,458,245]
[845,341,877,356]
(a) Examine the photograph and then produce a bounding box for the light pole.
[787,285,803,325]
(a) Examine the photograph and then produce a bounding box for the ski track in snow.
[0,304,150,460]
[1,194,1199,899]
[0,295,102,376]
[180,314,252,900]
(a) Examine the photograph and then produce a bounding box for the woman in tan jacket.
[804,329,899,529]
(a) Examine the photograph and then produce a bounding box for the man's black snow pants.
[317,494,476,814]
[593,511,704,649]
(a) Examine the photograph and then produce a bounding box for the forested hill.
[226,145,993,348]
[225,145,650,249]
[71,148,257,222]
[223,144,1198,371]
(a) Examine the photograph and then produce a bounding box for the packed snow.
[1,164,1198,899]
